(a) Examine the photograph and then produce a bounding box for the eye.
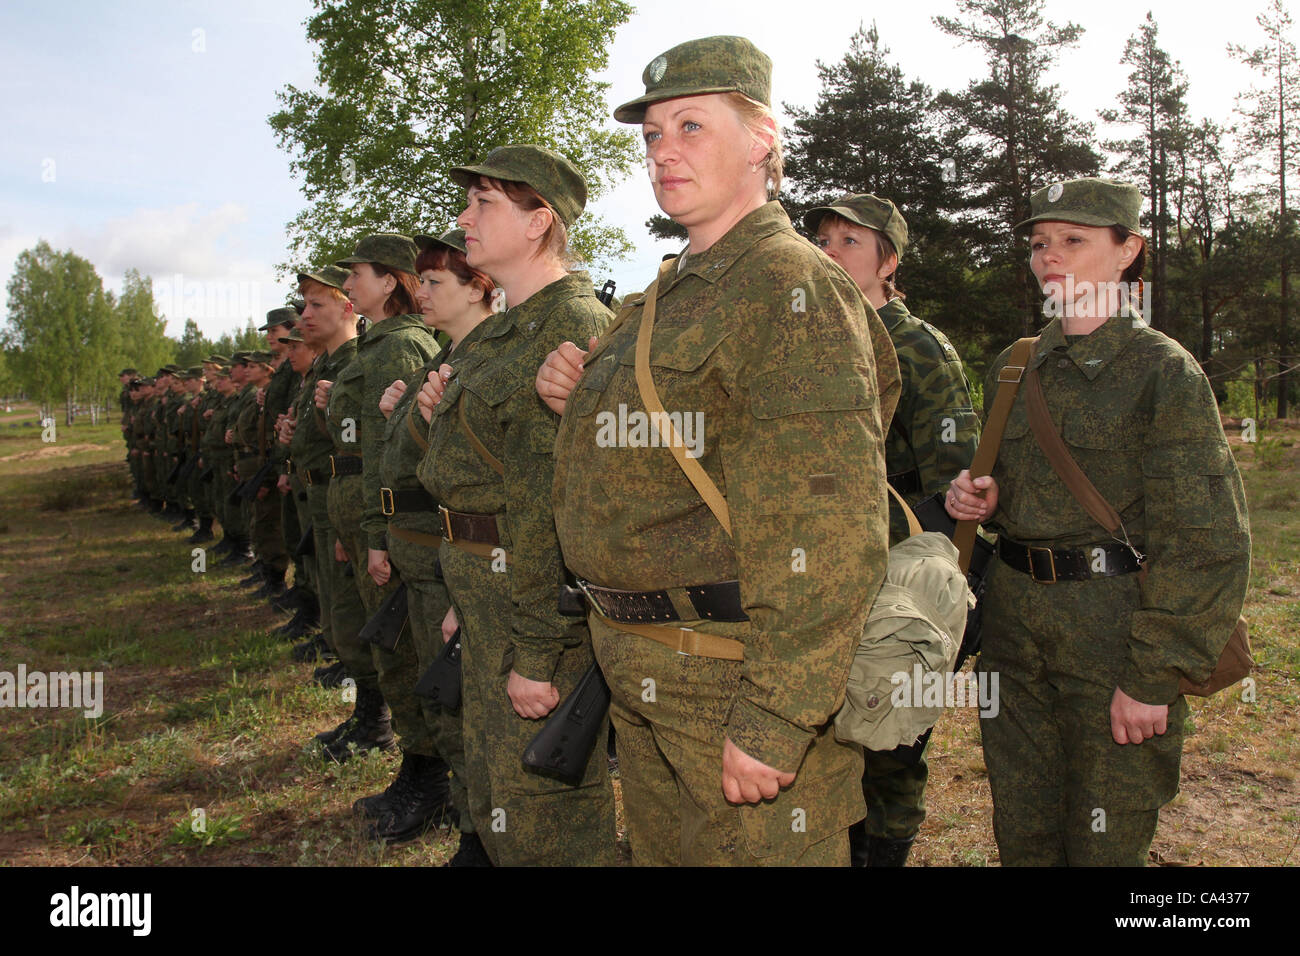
[816,237,829,248]
[843,236,857,246]
[1066,235,1083,244]
[644,130,661,146]
[682,120,700,133]
[1031,240,1047,251]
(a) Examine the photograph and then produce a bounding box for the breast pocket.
[569,345,624,419]
[1060,409,1146,516]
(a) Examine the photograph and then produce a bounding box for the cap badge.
[1047,182,1064,203]
[648,55,667,84]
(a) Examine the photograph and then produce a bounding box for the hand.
[255,485,269,500]
[256,388,266,407]
[276,474,291,494]
[441,606,458,643]
[224,428,233,445]
[314,380,333,411]
[535,337,597,415]
[721,737,796,804]
[378,379,407,420]
[506,669,559,719]
[202,409,213,420]
[334,538,347,563]
[367,548,391,587]
[1110,687,1169,745]
[945,469,999,522]
[416,365,453,423]
[277,417,295,445]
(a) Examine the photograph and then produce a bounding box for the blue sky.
[1,0,1266,340]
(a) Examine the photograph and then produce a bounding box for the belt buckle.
[305,469,313,486]
[380,487,395,517]
[1028,546,1057,583]
[329,456,338,478]
[438,505,455,543]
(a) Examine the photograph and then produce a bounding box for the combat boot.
[323,685,396,763]
[238,561,267,587]
[253,571,287,600]
[219,539,252,566]
[171,508,197,532]
[445,831,493,867]
[188,516,215,544]
[292,634,329,663]
[210,534,233,555]
[271,585,305,613]
[848,820,870,867]
[353,750,423,819]
[365,754,455,843]
[311,661,347,688]
[864,835,914,867]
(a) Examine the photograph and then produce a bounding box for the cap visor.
[1015,212,1118,232]
[613,85,740,123]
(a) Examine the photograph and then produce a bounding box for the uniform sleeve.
[722,269,891,773]
[361,333,439,550]
[1121,358,1251,704]
[908,338,981,497]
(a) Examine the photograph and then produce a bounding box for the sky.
[0,0,1273,340]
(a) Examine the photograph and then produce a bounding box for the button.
[1058,359,1071,369]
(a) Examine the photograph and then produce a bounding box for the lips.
[658,176,688,189]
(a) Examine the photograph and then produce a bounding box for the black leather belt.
[998,537,1142,583]
[439,506,499,545]
[330,454,363,477]
[575,579,748,624]
[303,466,331,486]
[887,469,922,496]
[381,486,436,516]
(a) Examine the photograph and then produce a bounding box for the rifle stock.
[415,627,462,709]
[522,662,611,786]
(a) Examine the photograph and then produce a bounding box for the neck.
[323,323,358,355]
[447,306,494,348]
[866,288,889,311]
[495,257,569,310]
[684,187,768,255]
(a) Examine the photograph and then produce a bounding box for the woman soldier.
[539,36,900,866]
[318,235,453,843]
[413,146,616,866]
[946,178,1251,865]
[806,194,981,866]
[367,228,494,860]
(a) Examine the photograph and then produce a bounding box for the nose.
[456,205,472,228]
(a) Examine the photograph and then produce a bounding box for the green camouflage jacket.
[291,343,355,476]
[552,201,901,772]
[982,310,1251,704]
[418,273,610,683]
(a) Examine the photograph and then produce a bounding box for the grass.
[0,402,1296,866]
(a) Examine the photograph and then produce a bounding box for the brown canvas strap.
[634,259,732,536]
[887,483,923,538]
[459,400,504,476]
[954,336,1038,572]
[406,407,430,451]
[601,618,744,661]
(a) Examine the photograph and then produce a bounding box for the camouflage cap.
[203,353,231,367]
[414,227,469,256]
[335,234,419,276]
[141,376,156,386]
[230,351,252,366]
[613,36,772,124]
[259,307,299,331]
[128,378,145,388]
[119,367,137,376]
[157,364,181,376]
[804,193,909,258]
[277,327,306,345]
[187,365,204,377]
[1016,177,1143,233]
[297,264,351,291]
[247,350,274,367]
[450,145,587,227]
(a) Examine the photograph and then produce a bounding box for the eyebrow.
[644,103,705,126]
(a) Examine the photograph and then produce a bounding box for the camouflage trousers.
[327,473,430,756]
[305,482,338,654]
[978,557,1186,866]
[388,526,471,833]
[589,614,863,866]
[283,475,310,595]
[861,750,927,840]
[440,541,615,866]
[323,475,379,691]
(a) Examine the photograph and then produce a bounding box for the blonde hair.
[723,92,784,198]
[298,278,350,305]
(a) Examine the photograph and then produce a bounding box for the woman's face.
[298,287,348,345]
[817,219,893,299]
[641,93,765,230]
[457,182,536,273]
[342,262,393,318]
[287,341,315,374]
[1029,221,1140,315]
[416,266,482,330]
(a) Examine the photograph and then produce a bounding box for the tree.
[782,22,986,350]
[1100,13,1189,333]
[212,320,264,359]
[1229,0,1300,416]
[269,0,640,276]
[175,318,212,368]
[115,269,175,376]
[934,0,1101,337]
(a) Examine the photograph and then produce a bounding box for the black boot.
[271,585,305,613]
[848,820,870,867]
[445,831,493,867]
[323,685,396,762]
[292,634,329,662]
[238,561,267,587]
[219,540,252,566]
[365,754,455,843]
[188,516,215,543]
[311,661,347,688]
[171,508,196,532]
[860,832,914,867]
[253,571,287,600]
[211,534,233,555]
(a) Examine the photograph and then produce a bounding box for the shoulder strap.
[633,259,732,536]
[406,406,430,452]
[887,483,923,538]
[458,400,504,476]
[953,336,1038,572]
[1023,368,1122,534]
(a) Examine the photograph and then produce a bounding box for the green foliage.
[1256,436,1290,470]
[167,812,250,851]
[268,0,640,275]
[115,270,174,376]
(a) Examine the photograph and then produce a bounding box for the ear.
[1119,234,1145,270]
[525,205,555,243]
[876,252,899,281]
[466,282,486,305]
[747,115,777,166]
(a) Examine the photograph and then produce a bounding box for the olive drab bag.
[1021,367,1253,697]
[630,259,973,752]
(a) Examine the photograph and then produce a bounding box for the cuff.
[1118,662,1183,706]
[724,697,814,773]
[511,641,561,684]
[366,530,388,551]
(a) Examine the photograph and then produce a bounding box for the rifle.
[236,460,274,501]
[911,490,994,669]
[414,627,462,710]
[522,662,611,786]
[199,464,214,484]
[165,454,186,485]
[177,454,199,483]
[294,521,314,558]
[597,279,616,307]
[358,582,408,652]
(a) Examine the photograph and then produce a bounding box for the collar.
[1030,311,1140,380]
[324,336,359,372]
[667,202,792,291]
[876,297,910,331]
[501,272,595,339]
[358,313,427,346]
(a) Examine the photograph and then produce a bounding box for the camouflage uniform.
[976,178,1252,865]
[553,203,901,865]
[199,378,233,535]
[233,358,288,578]
[325,306,440,746]
[263,327,306,591]
[417,269,615,867]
